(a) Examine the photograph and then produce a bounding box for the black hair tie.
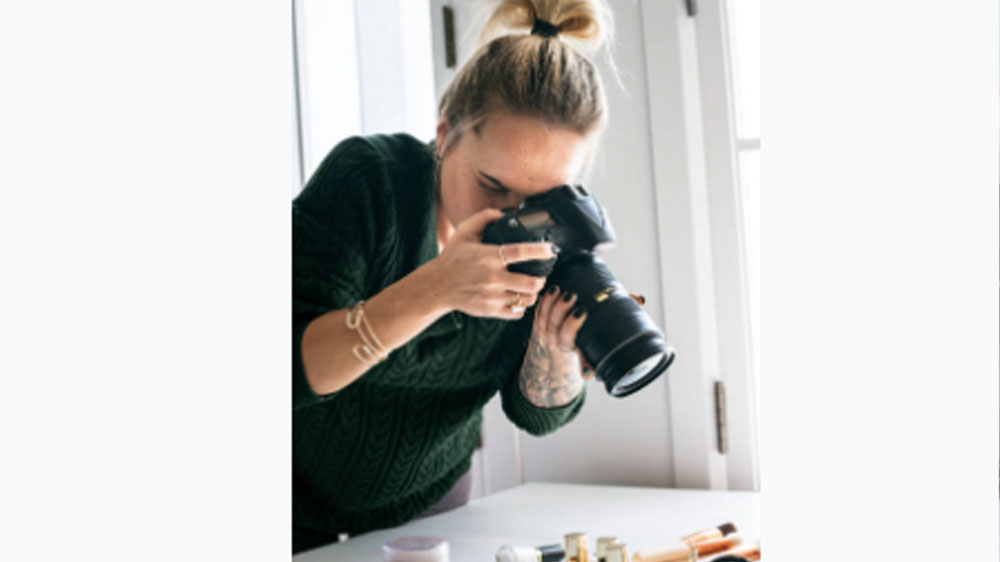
[531,18,560,38]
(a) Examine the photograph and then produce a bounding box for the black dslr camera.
[482,185,676,397]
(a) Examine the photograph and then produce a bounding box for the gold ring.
[509,291,524,312]
[498,244,507,266]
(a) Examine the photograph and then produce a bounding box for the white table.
[294,482,761,561]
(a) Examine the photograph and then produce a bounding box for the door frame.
[639,0,760,491]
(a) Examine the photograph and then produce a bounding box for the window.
[292,0,436,195]
[728,0,761,388]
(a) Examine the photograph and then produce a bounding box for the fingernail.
[562,292,575,302]
[550,243,561,255]
[573,307,585,318]
[547,285,558,295]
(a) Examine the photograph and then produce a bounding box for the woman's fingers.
[498,241,558,265]
[556,306,587,352]
[532,286,593,376]
[579,354,595,379]
[439,231,558,321]
[547,290,578,349]
[534,285,559,335]
[498,270,547,295]
[519,290,540,308]
[454,208,506,242]
[494,291,528,320]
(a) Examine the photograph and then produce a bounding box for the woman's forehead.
[466,113,590,191]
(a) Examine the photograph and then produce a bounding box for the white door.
[426,0,761,494]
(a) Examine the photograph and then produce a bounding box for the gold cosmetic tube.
[565,532,589,562]
[606,543,629,562]
[702,543,760,562]
[595,537,618,561]
[631,543,696,562]
[680,522,738,547]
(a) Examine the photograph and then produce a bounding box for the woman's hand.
[423,208,557,320]
[517,284,595,408]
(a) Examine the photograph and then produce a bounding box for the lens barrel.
[598,334,676,397]
[551,252,675,397]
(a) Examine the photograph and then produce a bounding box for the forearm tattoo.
[518,332,584,408]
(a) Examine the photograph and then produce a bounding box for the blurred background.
[292,0,761,495]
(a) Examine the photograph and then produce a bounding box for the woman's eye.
[479,182,507,195]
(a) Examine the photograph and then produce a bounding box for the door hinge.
[714,380,728,454]
[685,0,697,17]
[443,6,457,68]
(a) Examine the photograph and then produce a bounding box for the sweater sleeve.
[500,375,586,437]
[293,137,392,410]
[496,315,587,436]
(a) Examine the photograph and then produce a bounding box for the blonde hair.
[437,0,614,156]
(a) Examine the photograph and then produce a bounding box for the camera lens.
[479,187,676,399]
[550,251,676,397]
[598,334,675,397]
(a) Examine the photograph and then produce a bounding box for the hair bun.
[530,17,560,38]
[479,0,613,56]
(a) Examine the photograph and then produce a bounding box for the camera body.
[482,185,675,398]
[481,184,615,275]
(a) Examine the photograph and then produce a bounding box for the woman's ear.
[435,118,449,159]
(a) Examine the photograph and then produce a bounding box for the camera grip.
[507,258,557,277]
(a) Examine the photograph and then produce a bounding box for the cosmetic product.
[680,522,738,547]
[564,532,589,562]
[495,544,565,562]
[702,543,760,562]
[605,543,628,562]
[631,543,696,562]
[690,534,743,557]
[382,536,449,562]
[595,536,618,562]
[632,534,744,562]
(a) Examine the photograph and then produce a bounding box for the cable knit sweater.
[292,133,585,536]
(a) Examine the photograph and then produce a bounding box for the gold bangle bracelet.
[346,301,388,365]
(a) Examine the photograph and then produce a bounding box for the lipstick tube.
[680,522,738,547]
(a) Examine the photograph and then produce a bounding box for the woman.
[292,0,614,552]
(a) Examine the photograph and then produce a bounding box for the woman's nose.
[507,193,527,209]
[490,195,525,212]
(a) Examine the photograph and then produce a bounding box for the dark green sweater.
[292,134,585,536]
